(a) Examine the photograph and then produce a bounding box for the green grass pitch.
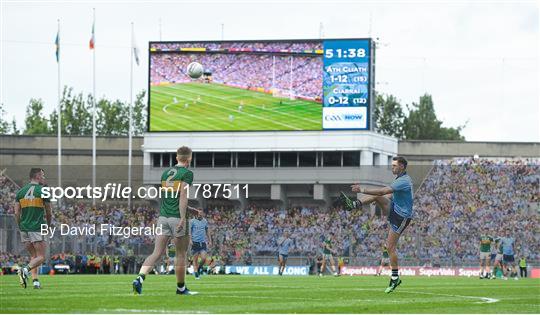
[149,82,323,131]
[1,275,539,313]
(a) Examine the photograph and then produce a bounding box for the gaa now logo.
[324,114,364,121]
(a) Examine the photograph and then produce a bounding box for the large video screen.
[148,39,372,132]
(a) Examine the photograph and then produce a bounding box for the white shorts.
[20,231,46,243]
[480,252,490,260]
[156,216,188,238]
[495,253,503,262]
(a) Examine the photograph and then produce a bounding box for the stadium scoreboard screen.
[322,39,371,130]
[148,39,373,132]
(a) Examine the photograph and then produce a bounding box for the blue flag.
[55,29,59,62]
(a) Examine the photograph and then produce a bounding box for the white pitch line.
[157,88,303,130]
[162,102,176,115]
[347,288,500,304]
[166,84,321,125]
[400,290,500,304]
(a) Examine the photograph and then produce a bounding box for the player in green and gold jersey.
[14,168,52,289]
[479,231,494,279]
[377,246,391,276]
[132,146,202,296]
[320,234,338,277]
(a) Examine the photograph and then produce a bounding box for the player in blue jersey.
[336,156,413,293]
[190,211,211,280]
[277,230,293,276]
[501,229,519,280]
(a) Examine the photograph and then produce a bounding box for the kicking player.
[190,211,211,279]
[320,235,338,277]
[376,246,391,276]
[277,230,293,276]
[15,168,52,289]
[336,156,413,293]
[132,146,201,295]
[479,231,494,279]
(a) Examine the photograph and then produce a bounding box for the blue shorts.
[278,253,288,261]
[503,254,515,263]
[191,241,207,255]
[388,203,412,234]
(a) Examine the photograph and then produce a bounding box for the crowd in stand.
[0,174,18,215]
[1,158,538,270]
[414,158,539,262]
[52,203,159,250]
[150,41,322,53]
[150,52,322,100]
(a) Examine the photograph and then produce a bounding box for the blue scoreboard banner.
[322,39,372,130]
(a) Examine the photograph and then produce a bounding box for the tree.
[402,94,465,140]
[373,94,405,139]
[0,103,9,134]
[11,117,20,135]
[1,87,147,136]
[132,90,147,135]
[49,87,93,135]
[24,99,50,135]
[97,98,128,135]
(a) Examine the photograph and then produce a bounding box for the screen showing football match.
[148,39,372,131]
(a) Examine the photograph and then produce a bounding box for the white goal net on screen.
[272,88,296,100]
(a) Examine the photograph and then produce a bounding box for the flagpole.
[159,18,162,41]
[57,19,62,207]
[92,8,96,206]
[128,22,134,211]
[221,23,224,41]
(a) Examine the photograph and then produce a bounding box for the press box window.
[343,151,360,167]
[196,152,213,168]
[214,152,231,167]
[280,152,297,167]
[299,152,316,167]
[323,151,341,167]
[238,152,255,167]
[162,153,171,168]
[152,153,161,167]
[256,152,274,167]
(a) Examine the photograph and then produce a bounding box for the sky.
[1,0,538,141]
